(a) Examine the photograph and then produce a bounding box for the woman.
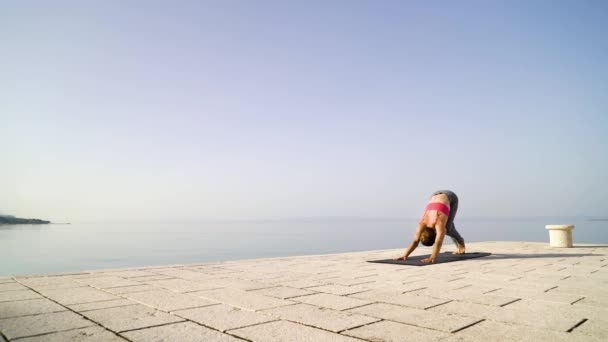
[395,190,465,263]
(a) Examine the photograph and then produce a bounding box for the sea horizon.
[2,215,606,277]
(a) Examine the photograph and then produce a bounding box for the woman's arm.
[394,222,425,260]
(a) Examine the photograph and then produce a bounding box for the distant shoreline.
[0,216,51,225]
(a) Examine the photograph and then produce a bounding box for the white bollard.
[545,225,575,248]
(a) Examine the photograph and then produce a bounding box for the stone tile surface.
[291,293,372,311]
[103,284,160,294]
[248,285,317,299]
[2,242,606,341]
[191,287,294,311]
[344,320,450,341]
[102,270,159,278]
[123,289,218,312]
[261,303,380,332]
[347,303,482,333]
[174,303,276,331]
[81,304,184,332]
[0,298,67,319]
[143,278,214,292]
[487,299,587,331]
[229,320,361,341]
[68,299,139,312]
[442,319,574,342]
[128,275,174,282]
[39,286,119,305]
[0,311,94,340]
[16,277,84,290]
[0,283,27,292]
[569,319,608,342]
[74,276,141,289]
[304,284,369,296]
[350,289,450,309]
[122,321,243,342]
[0,289,42,302]
[16,326,127,342]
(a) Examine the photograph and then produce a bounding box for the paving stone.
[573,295,608,308]
[229,320,361,341]
[2,242,607,341]
[197,267,243,275]
[134,264,185,271]
[75,276,141,289]
[343,320,450,341]
[417,285,520,307]
[129,275,174,282]
[426,300,500,319]
[487,299,586,331]
[276,278,326,288]
[123,289,218,312]
[442,319,574,342]
[68,299,139,312]
[304,284,369,296]
[0,282,27,292]
[291,293,373,311]
[321,277,376,286]
[197,277,277,291]
[231,271,285,282]
[81,304,184,332]
[494,288,584,304]
[0,289,42,302]
[261,303,380,332]
[16,326,127,342]
[248,286,318,299]
[102,270,159,278]
[359,279,427,292]
[258,272,312,282]
[66,273,102,279]
[16,277,85,290]
[104,284,161,294]
[350,289,450,309]
[550,284,608,297]
[149,269,227,282]
[40,287,119,305]
[347,303,481,333]
[122,321,242,341]
[143,278,215,292]
[173,303,276,331]
[0,298,67,319]
[0,311,94,340]
[190,288,294,311]
[569,319,608,342]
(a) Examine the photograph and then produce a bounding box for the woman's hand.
[393,254,407,261]
[421,257,435,263]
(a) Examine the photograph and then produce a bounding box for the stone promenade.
[1,242,607,341]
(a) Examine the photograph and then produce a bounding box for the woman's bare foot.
[453,244,465,255]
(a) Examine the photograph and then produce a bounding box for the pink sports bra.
[419,202,450,226]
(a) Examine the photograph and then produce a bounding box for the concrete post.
[545,225,575,248]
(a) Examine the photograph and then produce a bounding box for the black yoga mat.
[368,252,491,266]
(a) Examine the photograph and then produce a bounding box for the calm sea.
[2,217,607,276]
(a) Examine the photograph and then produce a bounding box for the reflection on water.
[1,217,606,276]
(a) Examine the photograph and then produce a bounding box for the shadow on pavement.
[485,253,605,259]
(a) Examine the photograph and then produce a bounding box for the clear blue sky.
[1,1,607,222]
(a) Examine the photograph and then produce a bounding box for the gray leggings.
[432,190,465,246]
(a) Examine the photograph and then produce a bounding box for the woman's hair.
[420,227,436,246]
